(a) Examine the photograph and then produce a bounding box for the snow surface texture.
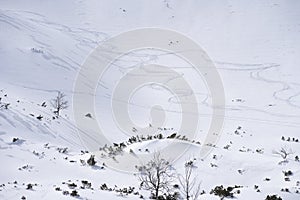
[0,0,300,199]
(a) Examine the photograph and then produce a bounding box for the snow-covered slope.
[0,0,300,199]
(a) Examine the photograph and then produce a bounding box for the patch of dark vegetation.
[70,190,79,197]
[98,133,201,161]
[100,183,139,197]
[36,115,43,120]
[67,183,77,189]
[32,150,45,159]
[18,165,34,172]
[56,147,68,154]
[87,155,96,166]
[81,180,92,189]
[283,170,293,177]
[281,136,299,143]
[152,192,180,200]
[280,188,290,192]
[26,183,37,190]
[265,194,282,200]
[11,137,25,145]
[85,113,92,118]
[210,185,242,199]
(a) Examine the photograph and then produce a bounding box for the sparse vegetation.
[1,91,299,199]
[99,183,139,197]
[265,194,282,200]
[281,136,299,143]
[210,185,241,199]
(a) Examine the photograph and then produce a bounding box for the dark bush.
[153,192,180,200]
[70,190,79,197]
[100,183,108,190]
[265,194,282,200]
[283,170,293,176]
[26,184,33,190]
[210,185,239,199]
[167,133,177,139]
[87,155,96,166]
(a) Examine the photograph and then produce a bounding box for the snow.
[0,0,300,199]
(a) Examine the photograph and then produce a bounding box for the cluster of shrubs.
[61,190,79,197]
[56,147,68,154]
[283,170,293,181]
[79,155,101,168]
[100,183,140,197]
[210,185,241,199]
[150,192,180,200]
[32,150,45,159]
[98,133,201,161]
[283,170,293,176]
[280,181,300,194]
[99,143,127,159]
[56,180,94,198]
[234,126,245,136]
[281,136,299,143]
[126,132,201,146]
[256,148,264,154]
[254,185,260,192]
[26,183,38,190]
[31,47,44,53]
[280,188,290,192]
[265,195,282,200]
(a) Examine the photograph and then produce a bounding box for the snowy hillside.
[0,0,300,199]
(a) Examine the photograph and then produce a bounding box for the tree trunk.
[155,188,159,199]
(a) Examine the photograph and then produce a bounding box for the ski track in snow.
[2,8,299,128]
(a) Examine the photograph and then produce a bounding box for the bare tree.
[178,160,201,200]
[51,91,68,116]
[137,153,175,199]
[272,147,294,160]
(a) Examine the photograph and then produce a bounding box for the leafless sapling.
[272,146,294,160]
[178,160,201,200]
[51,91,68,116]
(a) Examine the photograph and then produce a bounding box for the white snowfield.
[0,0,300,199]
